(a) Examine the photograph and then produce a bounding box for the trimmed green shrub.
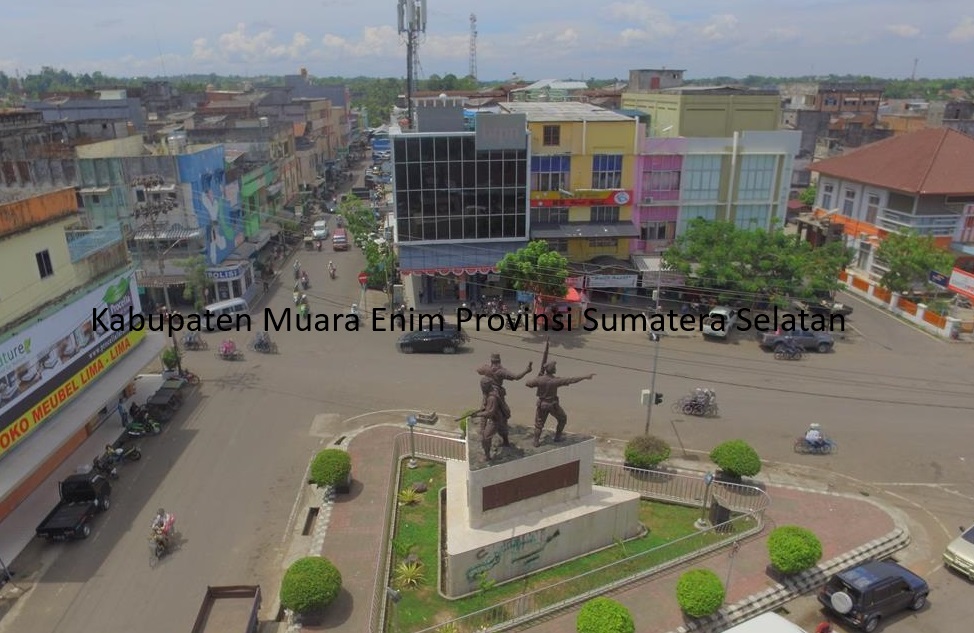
[624,435,671,469]
[576,597,635,633]
[709,440,762,478]
[676,568,725,618]
[309,449,351,488]
[279,556,342,615]
[767,525,823,574]
[161,347,180,369]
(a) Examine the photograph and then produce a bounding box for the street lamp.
[695,471,715,530]
[643,271,664,434]
[406,414,418,469]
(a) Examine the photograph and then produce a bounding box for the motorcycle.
[149,513,177,562]
[105,444,143,465]
[91,454,119,480]
[126,417,161,437]
[301,273,310,290]
[329,267,336,280]
[249,332,278,354]
[793,436,837,455]
[217,341,242,361]
[774,343,803,361]
[180,332,207,351]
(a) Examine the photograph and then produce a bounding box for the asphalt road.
[3,219,974,631]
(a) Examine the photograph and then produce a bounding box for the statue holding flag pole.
[525,337,595,447]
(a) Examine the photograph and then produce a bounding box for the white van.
[202,298,250,330]
[721,613,809,633]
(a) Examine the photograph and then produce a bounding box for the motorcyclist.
[329,261,336,279]
[151,508,173,534]
[220,339,236,357]
[805,423,826,448]
[350,303,359,317]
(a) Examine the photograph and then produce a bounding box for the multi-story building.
[631,130,800,282]
[622,83,780,138]
[24,90,146,136]
[0,187,162,527]
[509,79,590,102]
[391,105,530,304]
[257,93,339,196]
[942,101,974,136]
[804,127,974,280]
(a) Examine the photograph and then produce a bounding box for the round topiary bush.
[309,449,351,488]
[624,435,671,469]
[676,568,725,618]
[576,597,635,633]
[767,525,823,574]
[709,440,761,479]
[279,556,342,615]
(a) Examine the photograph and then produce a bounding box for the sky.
[3,0,974,81]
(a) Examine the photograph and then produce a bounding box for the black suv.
[397,328,468,354]
[818,560,929,632]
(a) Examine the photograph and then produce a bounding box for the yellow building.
[498,102,639,264]
[621,86,780,137]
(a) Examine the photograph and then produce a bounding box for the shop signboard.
[586,274,638,289]
[0,272,144,460]
[530,190,634,208]
[948,267,974,301]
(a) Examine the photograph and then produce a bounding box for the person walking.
[117,396,129,427]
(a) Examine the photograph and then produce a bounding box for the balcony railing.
[65,222,124,263]
[876,209,959,237]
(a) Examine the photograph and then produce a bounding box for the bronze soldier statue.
[475,376,510,460]
[525,361,595,447]
[476,353,532,423]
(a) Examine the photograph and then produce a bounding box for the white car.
[311,220,329,240]
[944,523,974,580]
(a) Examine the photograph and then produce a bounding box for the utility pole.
[397,0,427,129]
[643,271,663,434]
[469,13,478,82]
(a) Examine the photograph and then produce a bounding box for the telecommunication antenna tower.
[397,0,427,129]
[469,13,478,82]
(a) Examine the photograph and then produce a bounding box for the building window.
[590,206,620,223]
[588,237,618,248]
[677,205,719,234]
[36,250,54,278]
[542,125,561,146]
[549,239,569,253]
[531,155,570,191]
[591,155,623,189]
[842,189,856,214]
[737,155,776,201]
[734,204,770,230]
[866,193,880,224]
[823,96,838,107]
[643,170,680,193]
[91,194,101,204]
[532,207,569,224]
[821,183,834,209]
[681,155,721,201]
[135,188,146,203]
[642,221,676,241]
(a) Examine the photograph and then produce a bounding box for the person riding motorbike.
[150,508,175,553]
[804,423,826,448]
[255,331,271,352]
[328,261,336,279]
[301,271,310,289]
[350,303,359,317]
[219,339,237,357]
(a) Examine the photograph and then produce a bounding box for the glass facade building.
[393,134,528,243]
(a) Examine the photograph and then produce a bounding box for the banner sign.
[586,274,639,288]
[530,190,633,208]
[0,272,143,459]
[947,267,974,301]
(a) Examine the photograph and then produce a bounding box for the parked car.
[311,220,329,240]
[792,298,854,318]
[702,306,738,339]
[944,523,974,581]
[397,328,468,354]
[36,473,112,541]
[818,560,928,632]
[760,328,835,353]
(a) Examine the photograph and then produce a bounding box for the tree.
[497,240,569,299]
[337,196,378,241]
[798,186,817,206]
[179,255,210,311]
[875,231,955,295]
[709,439,762,479]
[576,597,635,633]
[662,219,852,305]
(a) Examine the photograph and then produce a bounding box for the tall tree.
[497,240,569,298]
[875,231,955,294]
[179,255,211,311]
[798,186,817,206]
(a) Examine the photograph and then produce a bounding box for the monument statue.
[525,359,595,447]
[475,353,532,422]
[474,376,511,460]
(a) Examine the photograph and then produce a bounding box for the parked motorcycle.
[774,343,803,361]
[91,454,119,480]
[126,417,161,437]
[104,444,142,465]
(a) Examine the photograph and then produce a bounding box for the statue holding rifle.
[525,338,595,447]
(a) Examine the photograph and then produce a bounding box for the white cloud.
[607,1,677,38]
[948,16,974,42]
[886,24,920,38]
[322,25,400,57]
[766,27,800,43]
[554,28,579,45]
[700,14,739,41]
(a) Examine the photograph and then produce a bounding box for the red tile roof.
[811,127,974,195]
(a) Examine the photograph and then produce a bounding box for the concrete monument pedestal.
[444,424,642,597]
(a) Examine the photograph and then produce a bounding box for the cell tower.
[397,0,427,129]
[469,13,477,82]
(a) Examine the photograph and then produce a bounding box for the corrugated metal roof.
[498,101,634,122]
[811,127,974,195]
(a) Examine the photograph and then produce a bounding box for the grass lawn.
[389,460,754,632]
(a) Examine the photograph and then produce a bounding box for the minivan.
[202,298,250,330]
[721,613,808,633]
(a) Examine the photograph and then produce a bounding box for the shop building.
[0,187,163,532]
[391,106,530,305]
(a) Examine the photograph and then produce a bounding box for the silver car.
[945,523,974,581]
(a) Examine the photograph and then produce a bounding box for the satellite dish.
[830,591,854,614]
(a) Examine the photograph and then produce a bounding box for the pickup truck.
[760,328,835,353]
[190,585,261,633]
[35,473,111,541]
[702,306,738,339]
[792,299,853,318]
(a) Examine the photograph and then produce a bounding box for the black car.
[818,560,929,632]
[397,328,468,354]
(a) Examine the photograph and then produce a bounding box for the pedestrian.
[418,289,424,304]
[117,396,129,427]
[263,278,270,293]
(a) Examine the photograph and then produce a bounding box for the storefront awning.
[398,241,528,275]
[530,223,641,239]
[631,255,685,287]
[133,226,202,241]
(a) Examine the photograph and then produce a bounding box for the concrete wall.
[467,438,594,528]
[75,135,146,159]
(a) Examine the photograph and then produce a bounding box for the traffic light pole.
[644,272,663,435]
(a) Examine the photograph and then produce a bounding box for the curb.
[666,527,912,633]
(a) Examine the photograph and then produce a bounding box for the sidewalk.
[311,426,906,633]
